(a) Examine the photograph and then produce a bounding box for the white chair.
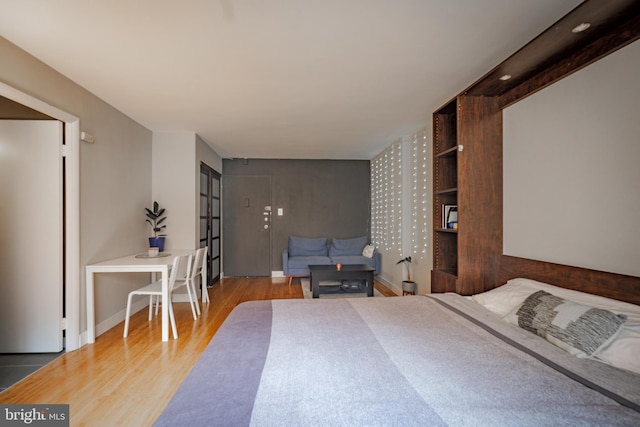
[194,247,209,305]
[123,253,192,339]
[173,248,206,319]
[152,247,208,318]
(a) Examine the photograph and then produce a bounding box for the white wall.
[152,132,197,250]
[153,132,223,252]
[152,132,222,298]
[503,40,640,277]
[196,134,222,173]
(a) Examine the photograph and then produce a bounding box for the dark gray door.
[223,175,272,276]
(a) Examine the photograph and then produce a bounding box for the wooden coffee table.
[308,264,375,298]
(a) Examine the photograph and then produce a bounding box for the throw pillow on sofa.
[362,244,375,258]
[329,236,368,257]
[288,236,328,257]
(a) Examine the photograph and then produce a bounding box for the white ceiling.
[0,0,582,159]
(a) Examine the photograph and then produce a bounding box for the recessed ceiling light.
[572,22,591,33]
[499,74,512,81]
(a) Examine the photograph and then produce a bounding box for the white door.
[0,120,64,352]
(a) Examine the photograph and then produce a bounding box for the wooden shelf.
[435,145,459,158]
[436,187,457,195]
[435,228,457,234]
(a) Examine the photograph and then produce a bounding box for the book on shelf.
[442,204,457,229]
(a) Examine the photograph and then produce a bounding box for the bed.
[154,273,640,426]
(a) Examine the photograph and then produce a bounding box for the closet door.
[200,164,221,285]
[0,120,64,352]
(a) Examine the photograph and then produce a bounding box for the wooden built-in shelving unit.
[432,96,501,295]
[431,0,640,295]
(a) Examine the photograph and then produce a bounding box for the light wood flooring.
[0,277,395,426]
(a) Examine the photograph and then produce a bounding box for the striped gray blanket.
[155,294,640,426]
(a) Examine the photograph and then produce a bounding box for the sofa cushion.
[330,255,376,270]
[288,256,333,271]
[288,236,328,257]
[329,236,368,257]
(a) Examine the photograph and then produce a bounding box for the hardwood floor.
[0,277,395,426]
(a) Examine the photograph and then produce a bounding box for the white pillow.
[472,278,640,319]
[471,278,543,317]
[362,244,375,258]
[472,278,640,374]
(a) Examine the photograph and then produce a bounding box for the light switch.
[277,208,284,216]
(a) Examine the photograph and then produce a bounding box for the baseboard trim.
[89,299,148,342]
[376,275,402,296]
[81,294,200,345]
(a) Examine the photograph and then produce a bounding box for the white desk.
[86,250,194,343]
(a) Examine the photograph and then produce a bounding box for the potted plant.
[145,201,167,252]
[396,256,416,295]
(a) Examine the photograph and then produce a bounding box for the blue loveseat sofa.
[282,235,381,286]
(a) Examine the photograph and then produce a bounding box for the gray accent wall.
[223,159,371,272]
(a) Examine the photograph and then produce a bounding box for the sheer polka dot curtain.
[371,129,429,262]
[410,129,429,261]
[371,139,402,256]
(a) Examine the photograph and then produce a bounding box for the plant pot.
[402,280,416,295]
[148,237,166,252]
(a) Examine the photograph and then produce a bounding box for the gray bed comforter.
[154,294,640,426]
